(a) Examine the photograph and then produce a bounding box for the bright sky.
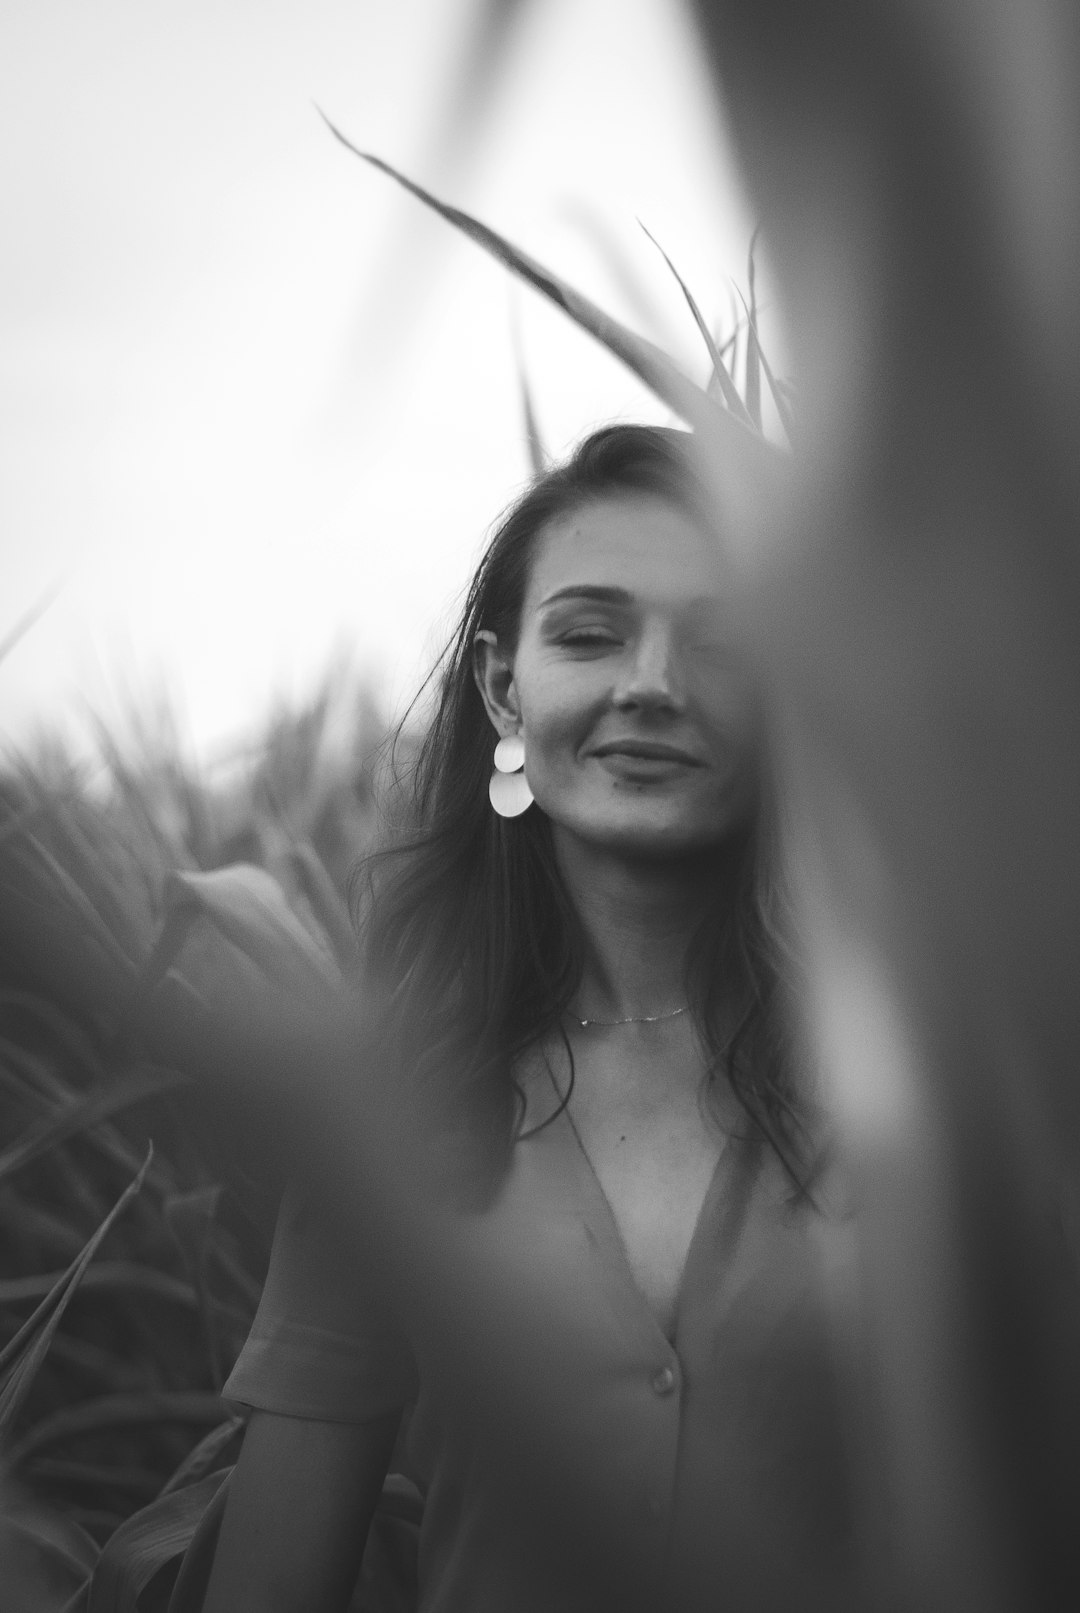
[1,0,766,765]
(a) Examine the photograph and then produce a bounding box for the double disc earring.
[488,733,534,818]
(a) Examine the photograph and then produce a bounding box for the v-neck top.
[224,1110,857,1612]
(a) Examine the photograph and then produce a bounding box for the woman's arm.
[201,1407,401,1613]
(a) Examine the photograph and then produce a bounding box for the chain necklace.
[570,1003,690,1029]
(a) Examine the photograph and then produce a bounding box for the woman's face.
[480,493,759,859]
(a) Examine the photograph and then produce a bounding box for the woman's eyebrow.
[537,585,633,609]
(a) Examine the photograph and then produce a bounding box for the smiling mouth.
[590,741,704,766]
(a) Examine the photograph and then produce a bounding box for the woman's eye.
[558,630,619,649]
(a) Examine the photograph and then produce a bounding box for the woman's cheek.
[523,722,586,807]
[520,668,593,771]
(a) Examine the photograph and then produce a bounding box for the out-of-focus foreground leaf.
[684,1,1080,1609]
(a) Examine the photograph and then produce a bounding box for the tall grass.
[0,674,426,1608]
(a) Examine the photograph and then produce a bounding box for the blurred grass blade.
[164,865,338,991]
[509,305,548,476]
[0,988,109,1081]
[0,785,80,849]
[638,219,755,427]
[158,1416,245,1498]
[318,113,731,439]
[86,1468,228,1613]
[3,1506,99,1583]
[0,1146,153,1441]
[706,321,740,404]
[520,368,547,477]
[744,230,762,431]
[287,843,358,972]
[159,1467,233,1613]
[0,1504,98,1610]
[0,582,62,667]
[163,1188,221,1278]
[3,1392,226,1472]
[0,1260,218,1314]
[8,834,135,977]
[733,282,796,444]
[163,1187,224,1389]
[0,1069,185,1185]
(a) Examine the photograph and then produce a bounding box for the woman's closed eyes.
[555,626,624,651]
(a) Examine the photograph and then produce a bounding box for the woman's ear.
[473,629,521,737]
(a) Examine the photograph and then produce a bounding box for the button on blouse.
[651,1363,677,1395]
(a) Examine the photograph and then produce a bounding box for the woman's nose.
[612,626,686,712]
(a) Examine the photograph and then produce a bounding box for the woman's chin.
[551,806,740,863]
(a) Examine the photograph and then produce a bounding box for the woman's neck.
[553,830,718,1022]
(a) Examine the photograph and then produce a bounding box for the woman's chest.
[516,1034,730,1342]
[565,1101,725,1341]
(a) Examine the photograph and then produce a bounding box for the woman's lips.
[590,739,704,766]
[589,741,706,783]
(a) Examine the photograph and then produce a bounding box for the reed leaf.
[0,989,109,1083]
[318,119,785,541]
[2,1505,99,1580]
[153,1467,232,1613]
[0,1148,153,1444]
[287,843,358,972]
[29,1460,162,1504]
[0,584,61,667]
[0,1196,87,1262]
[507,300,548,477]
[733,283,795,445]
[3,835,134,979]
[517,346,548,478]
[0,1036,179,1203]
[162,1187,224,1390]
[744,230,762,431]
[0,1071,185,1186]
[85,1467,228,1613]
[3,1392,225,1473]
[163,866,337,992]
[157,1416,245,1498]
[0,1501,98,1609]
[0,1262,248,1329]
[637,220,754,425]
[319,113,728,438]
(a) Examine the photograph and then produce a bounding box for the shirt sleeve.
[223,1180,418,1422]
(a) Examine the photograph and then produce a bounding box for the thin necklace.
[570,1004,690,1029]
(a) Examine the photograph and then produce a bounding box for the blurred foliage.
[0,672,423,1608]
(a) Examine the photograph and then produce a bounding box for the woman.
[202,425,852,1613]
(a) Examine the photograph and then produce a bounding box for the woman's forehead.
[523,494,723,610]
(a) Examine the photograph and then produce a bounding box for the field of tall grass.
[0,675,430,1609]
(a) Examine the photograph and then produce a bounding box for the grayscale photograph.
[2,3,1079,1610]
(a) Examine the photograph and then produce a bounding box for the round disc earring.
[489,733,534,817]
[493,734,525,774]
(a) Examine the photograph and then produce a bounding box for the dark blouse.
[224,1108,857,1612]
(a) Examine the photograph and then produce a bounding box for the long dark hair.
[353,424,811,1200]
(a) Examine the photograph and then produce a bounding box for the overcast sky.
[1,0,769,765]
